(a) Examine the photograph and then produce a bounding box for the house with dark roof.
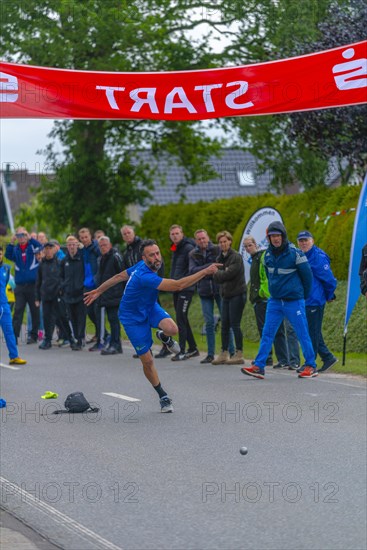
[1,149,343,226]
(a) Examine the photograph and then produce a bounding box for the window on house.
[237,170,255,186]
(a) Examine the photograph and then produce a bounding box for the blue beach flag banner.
[344,174,367,335]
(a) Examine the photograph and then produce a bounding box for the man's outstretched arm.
[84,270,129,305]
[158,263,221,292]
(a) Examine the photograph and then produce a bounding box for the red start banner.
[0,41,366,120]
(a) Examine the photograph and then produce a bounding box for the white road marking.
[0,476,123,550]
[0,362,20,370]
[103,392,141,402]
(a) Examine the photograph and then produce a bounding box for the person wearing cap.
[49,239,66,261]
[297,230,338,373]
[5,227,41,344]
[35,242,62,350]
[241,221,317,379]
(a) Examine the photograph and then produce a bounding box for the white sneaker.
[156,330,180,355]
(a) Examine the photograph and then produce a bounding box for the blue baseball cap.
[297,230,313,240]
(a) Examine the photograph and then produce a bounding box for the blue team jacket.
[304,245,337,306]
[264,243,313,301]
[5,239,41,284]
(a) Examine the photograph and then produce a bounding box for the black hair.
[140,239,157,254]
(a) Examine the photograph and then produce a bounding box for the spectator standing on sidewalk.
[189,229,235,363]
[241,221,317,379]
[212,231,247,365]
[60,236,86,351]
[78,227,102,350]
[96,236,124,355]
[243,236,290,368]
[35,242,62,350]
[297,230,338,373]
[169,225,199,361]
[5,228,41,344]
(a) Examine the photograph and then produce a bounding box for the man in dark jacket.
[79,227,101,350]
[169,224,198,361]
[189,229,234,363]
[60,236,86,350]
[97,236,124,355]
[120,225,142,269]
[5,227,41,344]
[35,242,63,350]
[242,221,317,379]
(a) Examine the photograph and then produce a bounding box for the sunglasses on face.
[16,233,26,238]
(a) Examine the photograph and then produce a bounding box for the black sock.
[153,383,168,399]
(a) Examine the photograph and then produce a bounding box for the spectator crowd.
[0,220,355,379]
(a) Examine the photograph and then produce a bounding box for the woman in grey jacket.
[212,231,247,365]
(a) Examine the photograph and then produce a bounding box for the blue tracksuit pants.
[255,298,316,370]
[0,303,19,359]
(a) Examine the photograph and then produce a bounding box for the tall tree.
[1,1,242,233]
[225,0,365,190]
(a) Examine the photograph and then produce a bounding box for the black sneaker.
[155,346,172,359]
[318,357,338,373]
[27,337,37,345]
[200,355,214,364]
[273,363,289,369]
[185,349,200,359]
[39,340,52,350]
[288,364,299,371]
[71,341,82,351]
[89,342,104,352]
[156,330,180,354]
[101,346,121,356]
[171,353,187,362]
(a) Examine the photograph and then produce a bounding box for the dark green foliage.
[140,184,362,279]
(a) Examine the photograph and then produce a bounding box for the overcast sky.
[0,119,57,172]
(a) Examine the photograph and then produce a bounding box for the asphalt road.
[0,339,366,550]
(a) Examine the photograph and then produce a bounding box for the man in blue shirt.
[297,231,338,373]
[241,221,317,379]
[84,239,220,412]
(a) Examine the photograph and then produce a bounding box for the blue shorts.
[120,303,170,356]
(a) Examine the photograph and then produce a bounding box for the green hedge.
[140,184,362,279]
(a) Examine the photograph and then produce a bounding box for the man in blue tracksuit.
[5,228,41,344]
[297,231,338,373]
[241,221,317,379]
[0,246,26,365]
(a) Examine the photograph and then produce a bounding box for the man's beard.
[147,259,162,272]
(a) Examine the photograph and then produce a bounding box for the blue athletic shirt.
[119,260,163,325]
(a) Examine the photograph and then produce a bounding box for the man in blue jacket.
[5,228,41,344]
[241,221,317,379]
[297,231,338,373]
